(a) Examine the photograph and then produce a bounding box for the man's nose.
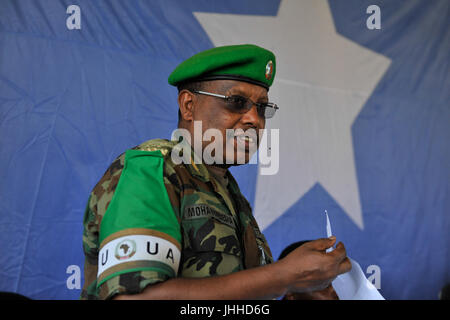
[240,104,263,127]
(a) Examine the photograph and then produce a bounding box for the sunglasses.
[193,90,279,119]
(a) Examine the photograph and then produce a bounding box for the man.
[80,44,351,300]
[278,241,339,300]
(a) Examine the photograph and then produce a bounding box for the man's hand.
[276,236,351,293]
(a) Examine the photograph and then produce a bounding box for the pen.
[325,210,333,253]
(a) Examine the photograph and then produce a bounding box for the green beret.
[168,44,276,90]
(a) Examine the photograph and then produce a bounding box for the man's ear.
[178,89,195,122]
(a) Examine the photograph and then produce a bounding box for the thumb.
[309,236,336,251]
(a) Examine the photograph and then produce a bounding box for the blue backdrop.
[0,0,448,300]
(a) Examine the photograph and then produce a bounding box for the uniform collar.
[172,138,211,182]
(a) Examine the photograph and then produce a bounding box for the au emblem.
[265,60,273,80]
[115,239,136,260]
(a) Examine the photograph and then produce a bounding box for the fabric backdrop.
[0,0,448,300]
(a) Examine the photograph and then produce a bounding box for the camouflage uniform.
[80,139,273,300]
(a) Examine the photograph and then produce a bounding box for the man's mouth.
[236,135,256,143]
[234,131,258,150]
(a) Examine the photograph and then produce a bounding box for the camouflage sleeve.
[81,149,182,300]
[81,153,127,300]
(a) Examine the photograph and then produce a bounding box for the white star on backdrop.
[194,0,391,230]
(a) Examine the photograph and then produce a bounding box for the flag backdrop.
[0,0,448,300]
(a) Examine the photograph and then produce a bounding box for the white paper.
[332,258,385,300]
[324,210,385,300]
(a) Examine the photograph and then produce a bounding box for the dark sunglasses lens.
[225,96,277,119]
[263,104,276,119]
[226,96,250,112]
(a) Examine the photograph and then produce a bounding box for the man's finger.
[307,237,336,251]
[337,257,352,275]
[328,242,347,262]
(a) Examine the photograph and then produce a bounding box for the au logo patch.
[265,60,273,80]
[114,239,136,260]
